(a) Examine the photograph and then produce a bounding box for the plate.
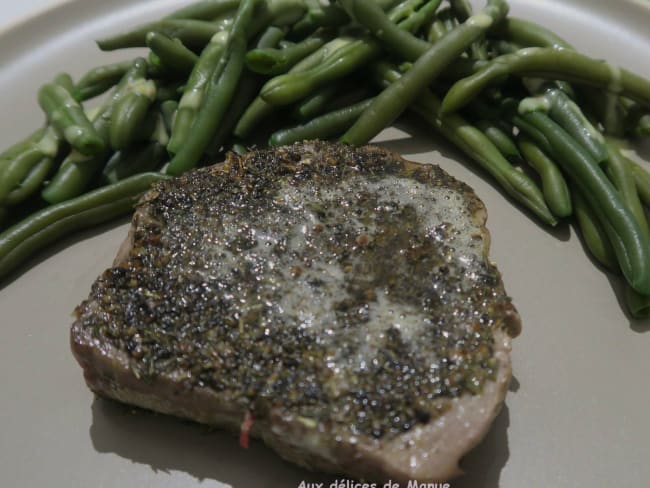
[0,1,649,487]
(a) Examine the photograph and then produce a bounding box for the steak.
[71,141,521,483]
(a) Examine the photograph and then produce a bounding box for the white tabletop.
[2,0,66,32]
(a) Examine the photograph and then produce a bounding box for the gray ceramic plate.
[0,1,649,487]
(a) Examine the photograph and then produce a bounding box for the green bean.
[342,0,510,146]
[377,0,408,10]
[519,88,607,163]
[160,100,178,134]
[525,111,650,294]
[0,128,47,161]
[273,35,352,72]
[254,25,285,48]
[2,0,649,317]
[492,40,521,55]
[620,98,650,138]
[230,142,249,155]
[233,97,275,140]
[96,19,227,51]
[493,21,625,137]
[625,287,650,319]
[5,157,54,207]
[234,37,354,138]
[0,208,6,228]
[467,98,514,135]
[166,0,260,176]
[53,73,75,92]
[495,70,567,103]
[148,49,166,73]
[0,149,49,205]
[145,32,199,76]
[155,80,184,102]
[1,197,138,278]
[269,98,374,146]
[300,0,330,20]
[291,4,349,37]
[19,127,61,162]
[627,159,650,207]
[150,109,170,147]
[293,82,368,121]
[397,0,443,35]
[488,17,575,104]
[103,143,167,184]
[248,0,308,36]
[515,109,555,147]
[233,97,274,139]
[372,61,557,225]
[0,172,169,280]
[260,36,381,106]
[441,47,650,115]
[302,0,333,20]
[42,59,149,204]
[109,79,157,150]
[572,187,618,271]
[0,127,62,205]
[574,179,650,318]
[449,0,473,21]
[339,0,430,61]
[42,150,106,205]
[166,0,240,20]
[38,82,104,156]
[517,134,572,218]
[73,60,133,102]
[448,3,479,59]
[168,31,229,155]
[492,17,572,50]
[388,0,426,23]
[474,119,520,163]
[634,114,650,137]
[246,29,331,75]
[600,92,627,137]
[604,139,650,236]
[429,105,556,225]
[292,84,339,121]
[496,97,556,155]
[207,26,285,155]
[442,8,458,32]
[426,8,452,43]
[470,39,490,61]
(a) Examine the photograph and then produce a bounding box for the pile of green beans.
[1,0,650,318]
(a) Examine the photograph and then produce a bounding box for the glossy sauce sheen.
[76,142,518,441]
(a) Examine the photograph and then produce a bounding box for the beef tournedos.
[71,141,521,483]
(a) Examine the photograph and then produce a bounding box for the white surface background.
[1,0,63,32]
[1,1,649,488]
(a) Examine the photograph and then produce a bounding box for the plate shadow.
[90,397,337,487]
[453,405,511,488]
[90,395,511,487]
